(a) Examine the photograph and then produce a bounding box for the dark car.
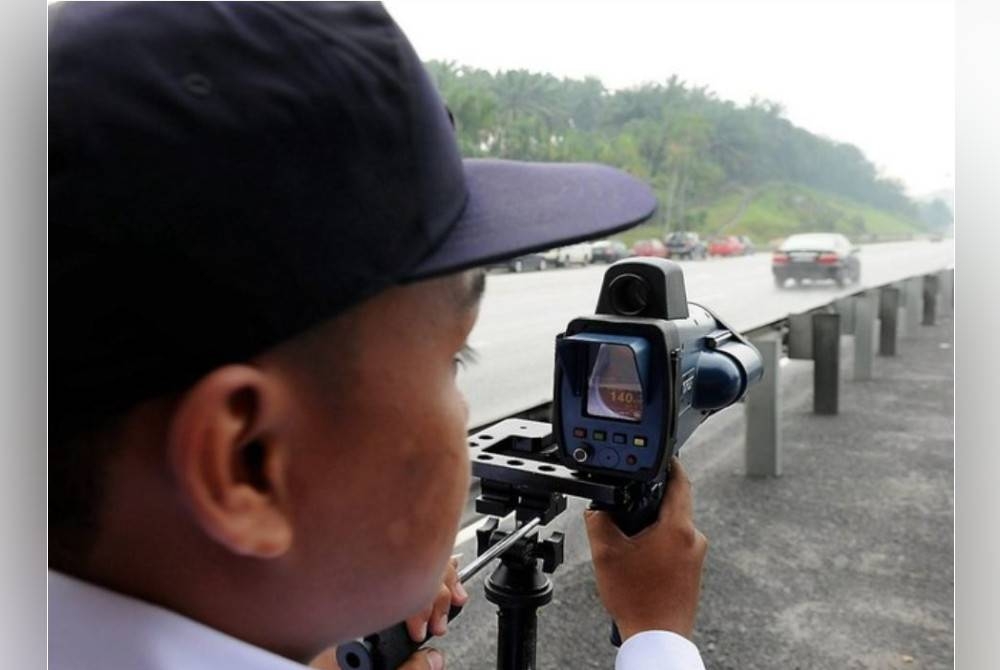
[664,231,707,260]
[488,253,549,273]
[590,240,629,263]
[772,233,861,288]
[631,238,668,258]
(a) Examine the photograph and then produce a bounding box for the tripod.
[474,489,568,670]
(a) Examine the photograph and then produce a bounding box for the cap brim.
[406,159,657,280]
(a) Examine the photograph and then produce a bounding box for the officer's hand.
[397,648,445,670]
[584,458,708,642]
[308,647,444,670]
[309,558,465,670]
[405,557,468,641]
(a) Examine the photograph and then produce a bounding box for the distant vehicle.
[590,240,629,263]
[772,233,861,288]
[631,238,668,258]
[542,243,593,267]
[708,235,746,257]
[737,236,756,255]
[488,253,549,273]
[664,231,707,260]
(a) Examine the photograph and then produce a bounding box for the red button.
[573,427,587,438]
[626,455,637,465]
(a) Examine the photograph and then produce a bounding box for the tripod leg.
[496,605,539,670]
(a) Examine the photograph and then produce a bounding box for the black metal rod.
[879,287,900,356]
[923,274,939,325]
[483,540,555,670]
[496,604,539,670]
[812,312,841,415]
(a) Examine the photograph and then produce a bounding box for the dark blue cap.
[49,1,656,430]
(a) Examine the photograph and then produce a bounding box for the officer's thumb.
[398,648,444,670]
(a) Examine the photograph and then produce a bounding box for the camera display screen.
[586,343,644,422]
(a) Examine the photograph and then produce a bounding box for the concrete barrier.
[745,335,782,477]
[834,297,855,334]
[853,291,877,381]
[788,313,813,360]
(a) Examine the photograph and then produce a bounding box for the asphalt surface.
[436,304,954,669]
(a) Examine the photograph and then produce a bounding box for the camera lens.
[608,273,651,316]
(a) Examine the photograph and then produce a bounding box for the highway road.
[437,309,955,670]
[458,239,954,429]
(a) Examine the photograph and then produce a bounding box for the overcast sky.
[386,0,954,198]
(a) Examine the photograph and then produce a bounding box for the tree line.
[426,61,931,234]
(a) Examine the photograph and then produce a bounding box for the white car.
[542,243,593,267]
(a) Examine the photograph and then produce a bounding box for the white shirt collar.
[49,570,308,670]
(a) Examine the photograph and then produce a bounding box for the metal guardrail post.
[812,313,840,415]
[834,297,855,334]
[904,277,922,335]
[745,335,781,477]
[940,268,954,314]
[892,281,908,338]
[923,274,940,325]
[787,313,813,359]
[879,287,900,356]
[853,291,876,381]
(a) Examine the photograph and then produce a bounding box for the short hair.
[49,413,129,570]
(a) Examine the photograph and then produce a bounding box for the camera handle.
[591,480,666,647]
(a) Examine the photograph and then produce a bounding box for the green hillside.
[615,182,923,247]
[426,62,932,245]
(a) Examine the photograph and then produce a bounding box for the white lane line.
[454,512,514,549]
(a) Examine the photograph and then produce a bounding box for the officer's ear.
[166,365,294,558]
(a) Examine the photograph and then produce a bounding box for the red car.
[630,239,668,258]
[708,235,746,257]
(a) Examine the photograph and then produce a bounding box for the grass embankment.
[615,182,923,247]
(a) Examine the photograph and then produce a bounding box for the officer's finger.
[427,583,453,637]
[405,609,431,643]
[443,558,468,605]
[662,458,693,521]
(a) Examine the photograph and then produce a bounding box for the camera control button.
[572,446,591,463]
[597,449,620,467]
[612,433,627,445]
